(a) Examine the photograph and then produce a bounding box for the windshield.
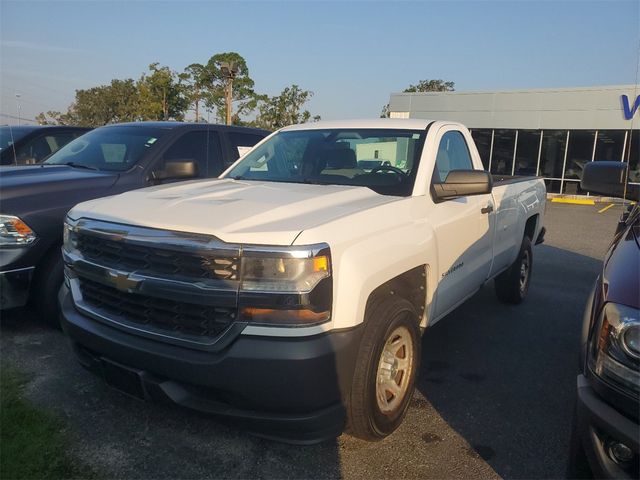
[0,126,34,152]
[225,129,426,196]
[43,126,167,171]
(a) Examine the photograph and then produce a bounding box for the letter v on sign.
[621,94,640,120]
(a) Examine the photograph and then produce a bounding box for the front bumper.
[59,285,362,443]
[575,374,639,478]
[0,266,34,309]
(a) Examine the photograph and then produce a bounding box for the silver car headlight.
[0,215,37,246]
[589,302,640,396]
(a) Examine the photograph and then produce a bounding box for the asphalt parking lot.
[0,201,627,479]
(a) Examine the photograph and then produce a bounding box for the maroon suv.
[568,161,639,478]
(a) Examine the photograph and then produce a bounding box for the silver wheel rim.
[376,325,414,414]
[519,250,530,293]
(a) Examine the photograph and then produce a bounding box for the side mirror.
[581,161,638,199]
[432,170,493,201]
[154,160,198,182]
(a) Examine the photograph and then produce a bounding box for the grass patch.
[0,366,95,479]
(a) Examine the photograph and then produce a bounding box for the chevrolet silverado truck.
[59,119,546,442]
[0,122,268,320]
[567,161,639,479]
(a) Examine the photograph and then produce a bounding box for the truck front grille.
[76,233,239,281]
[79,277,236,339]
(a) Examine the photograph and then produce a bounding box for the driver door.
[430,127,495,319]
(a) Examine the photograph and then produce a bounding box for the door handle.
[481,205,494,214]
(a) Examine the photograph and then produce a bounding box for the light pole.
[220,61,238,125]
[15,93,21,125]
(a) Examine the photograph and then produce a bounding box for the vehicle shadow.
[417,244,603,479]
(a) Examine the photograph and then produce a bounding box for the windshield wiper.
[62,162,99,171]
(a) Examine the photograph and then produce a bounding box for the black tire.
[495,235,533,304]
[347,296,421,441]
[566,406,592,479]
[31,249,64,327]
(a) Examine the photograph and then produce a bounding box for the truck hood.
[0,164,117,196]
[71,178,401,245]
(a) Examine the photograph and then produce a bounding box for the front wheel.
[347,297,421,440]
[495,236,533,304]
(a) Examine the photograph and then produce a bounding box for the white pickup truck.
[60,119,546,443]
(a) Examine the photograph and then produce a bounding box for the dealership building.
[388,85,639,195]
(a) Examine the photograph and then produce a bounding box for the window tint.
[490,129,516,175]
[433,131,473,182]
[15,135,53,164]
[161,130,222,177]
[514,130,541,176]
[227,132,265,163]
[470,129,492,170]
[44,127,166,171]
[226,129,426,196]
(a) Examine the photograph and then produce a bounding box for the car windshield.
[225,129,426,196]
[43,126,167,171]
[0,126,35,152]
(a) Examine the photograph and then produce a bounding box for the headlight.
[240,254,329,293]
[589,302,640,395]
[62,220,78,252]
[239,246,332,326]
[0,215,36,246]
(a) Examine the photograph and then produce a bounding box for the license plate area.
[100,358,147,400]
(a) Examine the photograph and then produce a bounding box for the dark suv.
[568,161,639,478]
[0,122,269,321]
[1,125,91,165]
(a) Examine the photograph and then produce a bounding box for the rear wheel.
[31,250,63,327]
[347,296,421,440]
[495,236,532,304]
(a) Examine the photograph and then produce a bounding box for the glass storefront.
[469,128,638,194]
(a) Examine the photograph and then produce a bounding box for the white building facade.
[389,85,639,194]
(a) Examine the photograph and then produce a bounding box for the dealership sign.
[621,94,640,120]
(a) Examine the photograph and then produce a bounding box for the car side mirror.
[153,160,198,182]
[581,161,639,199]
[432,170,493,201]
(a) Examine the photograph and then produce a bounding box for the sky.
[1,0,639,124]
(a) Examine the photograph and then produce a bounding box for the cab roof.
[280,118,439,132]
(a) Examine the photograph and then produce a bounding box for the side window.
[15,136,52,164]
[433,130,473,183]
[44,133,78,154]
[161,131,222,178]
[227,132,265,164]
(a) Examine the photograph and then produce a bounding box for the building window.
[514,130,541,176]
[544,179,562,194]
[470,129,492,170]
[627,130,640,184]
[595,130,626,161]
[491,129,516,175]
[538,130,567,181]
[564,130,596,181]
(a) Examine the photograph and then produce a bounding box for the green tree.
[35,111,66,125]
[137,63,189,121]
[201,52,258,123]
[183,63,210,122]
[253,85,320,130]
[381,78,455,117]
[43,78,140,127]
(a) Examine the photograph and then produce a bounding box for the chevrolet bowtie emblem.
[107,270,140,292]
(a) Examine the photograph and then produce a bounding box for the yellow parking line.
[598,203,615,213]
[598,203,616,213]
[550,198,595,205]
